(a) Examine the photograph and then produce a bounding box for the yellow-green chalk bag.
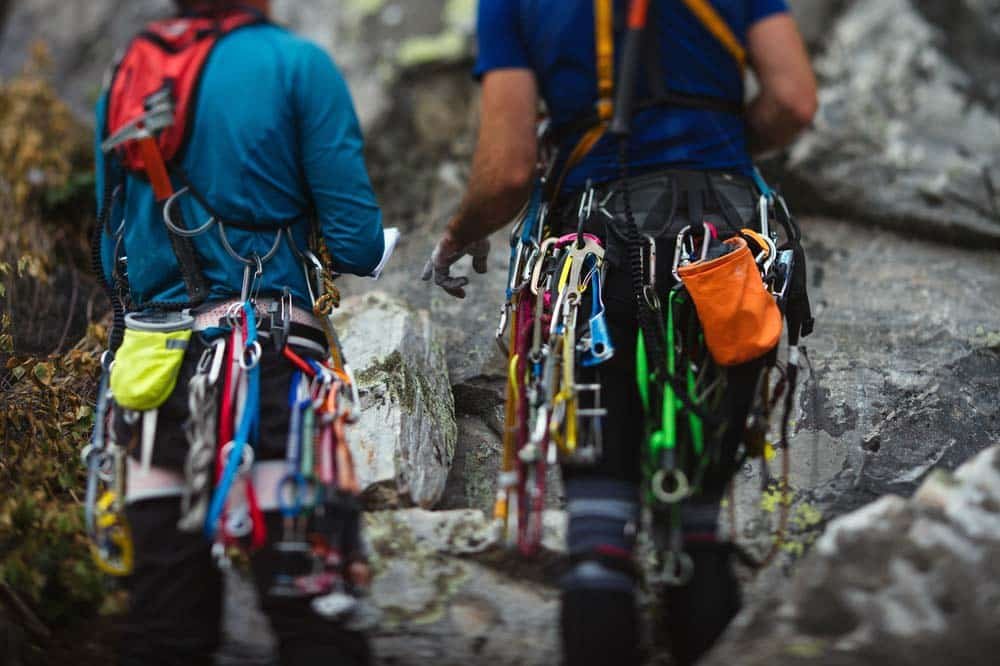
[110,311,194,411]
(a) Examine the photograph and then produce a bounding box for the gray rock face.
[776,0,1000,247]
[0,0,171,117]
[786,0,852,52]
[704,446,1000,666]
[735,216,1000,551]
[365,509,561,666]
[5,1,1000,663]
[332,291,457,509]
[0,0,474,127]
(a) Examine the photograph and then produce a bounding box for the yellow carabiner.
[556,254,574,294]
[91,491,135,577]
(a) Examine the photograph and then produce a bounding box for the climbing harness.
[84,7,372,623]
[494,0,816,583]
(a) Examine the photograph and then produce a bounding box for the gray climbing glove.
[421,237,490,299]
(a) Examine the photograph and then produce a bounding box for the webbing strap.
[680,0,746,70]
[551,0,747,202]
[549,0,615,202]
[595,0,615,122]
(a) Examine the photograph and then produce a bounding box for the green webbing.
[639,290,711,486]
[636,330,650,413]
[647,291,678,461]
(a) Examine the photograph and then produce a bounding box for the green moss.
[397,33,467,68]
[792,502,823,530]
[354,339,457,459]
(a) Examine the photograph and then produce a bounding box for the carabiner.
[651,468,690,504]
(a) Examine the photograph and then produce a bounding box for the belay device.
[493,0,815,576]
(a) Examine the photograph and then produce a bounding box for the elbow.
[495,159,535,199]
[350,228,386,277]
[359,241,385,276]
[792,89,819,129]
[777,84,818,132]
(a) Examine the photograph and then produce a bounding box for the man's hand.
[421,233,490,299]
[422,69,536,300]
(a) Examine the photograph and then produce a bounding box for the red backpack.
[103,7,267,199]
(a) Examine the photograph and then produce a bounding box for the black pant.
[557,170,764,666]
[121,500,371,666]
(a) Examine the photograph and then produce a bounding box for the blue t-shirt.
[475,0,788,191]
[96,22,384,308]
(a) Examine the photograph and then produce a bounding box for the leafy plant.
[0,46,112,659]
[0,330,109,628]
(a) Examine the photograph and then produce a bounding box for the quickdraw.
[636,199,807,584]
[496,183,615,554]
[269,344,368,623]
[206,300,267,556]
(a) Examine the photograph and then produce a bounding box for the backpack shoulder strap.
[549,0,615,202]
[679,0,746,71]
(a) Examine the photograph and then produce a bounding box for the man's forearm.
[446,158,534,247]
[440,69,539,250]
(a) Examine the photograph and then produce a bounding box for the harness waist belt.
[193,298,324,331]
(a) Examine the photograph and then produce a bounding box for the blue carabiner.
[582,264,614,367]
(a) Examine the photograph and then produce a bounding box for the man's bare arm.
[746,13,818,155]
[444,69,539,249]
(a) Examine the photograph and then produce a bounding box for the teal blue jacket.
[96,22,384,308]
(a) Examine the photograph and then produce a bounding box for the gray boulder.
[218,508,566,666]
[776,0,1000,247]
[332,291,458,509]
[704,445,1000,666]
